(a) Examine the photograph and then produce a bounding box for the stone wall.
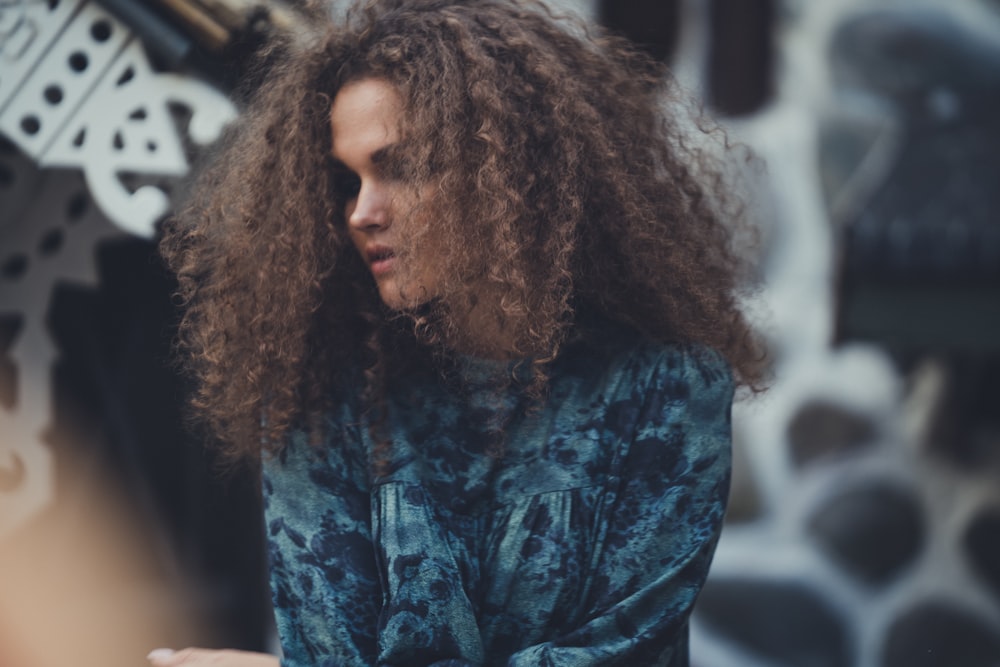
[523,0,1000,664]
[587,0,1000,665]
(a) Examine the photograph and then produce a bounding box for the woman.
[149,0,763,665]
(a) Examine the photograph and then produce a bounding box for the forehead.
[329,78,404,158]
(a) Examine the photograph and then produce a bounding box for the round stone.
[883,601,1000,667]
[788,399,877,467]
[964,508,1000,600]
[695,579,850,667]
[808,482,924,586]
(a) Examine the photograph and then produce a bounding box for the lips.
[365,245,396,276]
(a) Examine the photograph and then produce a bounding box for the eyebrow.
[370,143,399,166]
[328,142,400,169]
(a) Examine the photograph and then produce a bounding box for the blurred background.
[1,0,999,666]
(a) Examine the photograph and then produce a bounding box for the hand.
[147,648,280,667]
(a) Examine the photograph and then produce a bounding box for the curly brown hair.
[161,0,766,463]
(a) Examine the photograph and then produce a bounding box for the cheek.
[343,198,358,222]
[345,223,365,258]
[343,199,360,237]
[347,228,365,257]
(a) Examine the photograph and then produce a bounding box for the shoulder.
[624,338,731,385]
[593,341,734,523]
[550,332,733,459]
[556,327,733,409]
[642,342,734,422]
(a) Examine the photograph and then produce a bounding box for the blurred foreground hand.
[148,648,279,667]
[0,466,202,667]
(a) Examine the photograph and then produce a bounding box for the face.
[330,78,441,310]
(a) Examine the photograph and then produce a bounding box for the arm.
[150,348,732,667]
[506,347,734,666]
[148,648,279,667]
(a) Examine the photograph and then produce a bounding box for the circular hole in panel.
[147,141,157,152]
[68,51,89,73]
[44,85,63,105]
[117,66,135,86]
[38,229,64,256]
[1,254,28,280]
[66,192,88,222]
[48,0,59,9]
[20,116,40,135]
[90,20,112,42]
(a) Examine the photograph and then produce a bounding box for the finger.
[150,647,210,666]
[146,648,174,665]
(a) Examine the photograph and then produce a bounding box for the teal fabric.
[263,335,733,666]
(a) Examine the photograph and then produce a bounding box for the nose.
[347,181,390,232]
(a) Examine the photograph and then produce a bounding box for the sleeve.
[504,346,734,667]
[264,404,382,667]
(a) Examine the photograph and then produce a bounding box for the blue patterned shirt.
[263,335,733,666]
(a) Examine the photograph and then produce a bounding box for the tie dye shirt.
[263,335,733,667]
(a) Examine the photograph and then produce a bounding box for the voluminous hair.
[161,0,767,463]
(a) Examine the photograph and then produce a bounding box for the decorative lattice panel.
[0,0,235,536]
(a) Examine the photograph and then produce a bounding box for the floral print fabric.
[263,337,733,666]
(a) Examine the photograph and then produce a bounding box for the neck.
[445,295,524,360]
[452,312,520,360]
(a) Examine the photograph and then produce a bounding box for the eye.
[377,157,408,183]
[332,170,361,200]
[372,145,413,183]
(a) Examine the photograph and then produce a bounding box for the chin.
[378,287,420,311]
[378,284,435,312]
